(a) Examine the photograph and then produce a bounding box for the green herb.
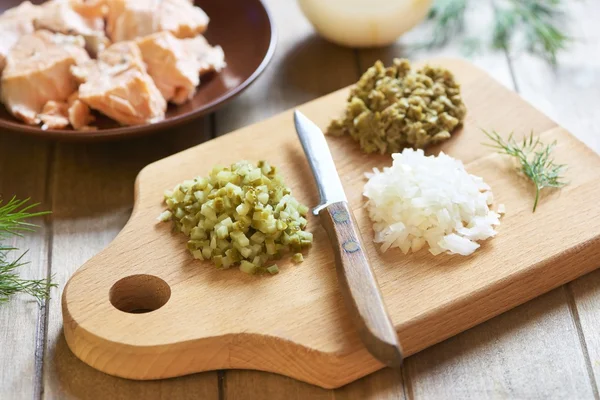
[426,0,571,65]
[426,0,468,48]
[0,197,55,303]
[483,130,567,212]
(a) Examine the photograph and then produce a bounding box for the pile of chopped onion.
[159,160,313,274]
[363,149,501,256]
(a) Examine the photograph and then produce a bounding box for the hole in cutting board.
[109,274,171,314]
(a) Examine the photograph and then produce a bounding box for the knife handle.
[319,201,403,367]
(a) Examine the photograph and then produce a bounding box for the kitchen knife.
[293,110,403,368]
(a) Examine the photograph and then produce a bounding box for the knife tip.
[293,109,305,121]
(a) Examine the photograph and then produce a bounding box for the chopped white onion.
[363,149,500,256]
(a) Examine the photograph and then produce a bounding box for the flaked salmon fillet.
[69,0,107,19]
[158,0,209,38]
[74,41,166,126]
[1,30,90,125]
[106,0,209,42]
[99,40,145,68]
[136,32,199,104]
[39,100,69,129]
[67,91,95,130]
[0,1,43,72]
[37,92,95,131]
[34,0,110,57]
[79,69,166,125]
[71,40,144,83]
[182,35,226,76]
[136,32,226,104]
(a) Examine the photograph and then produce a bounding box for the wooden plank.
[508,0,600,153]
[219,0,360,397]
[224,372,333,400]
[0,134,50,399]
[357,1,597,398]
[406,288,594,399]
[334,369,407,400]
[506,1,600,395]
[42,121,220,399]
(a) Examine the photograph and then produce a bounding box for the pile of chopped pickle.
[159,160,313,275]
[327,58,467,154]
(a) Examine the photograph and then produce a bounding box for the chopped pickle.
[239,260,257,274]
[160,160,313,274]
[267,264,280,275]
[292,253,304,263]
[157,210,172,222]
[327,58,467,154]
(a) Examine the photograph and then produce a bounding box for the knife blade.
[293,110,403,368]
[294,110,347,215]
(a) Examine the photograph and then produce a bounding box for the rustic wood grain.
[0,134,51,399]
[506,1,600,395]
[42,121,220,399]
[61,58,600,390]
[406,287,596,399]
[508,1,600,153]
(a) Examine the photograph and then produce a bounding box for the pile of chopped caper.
[327,58,467,154]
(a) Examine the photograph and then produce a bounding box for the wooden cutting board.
[62,58,600,389]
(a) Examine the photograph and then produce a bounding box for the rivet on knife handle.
[293,110,403,367]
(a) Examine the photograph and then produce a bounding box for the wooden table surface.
[1,1,599,399]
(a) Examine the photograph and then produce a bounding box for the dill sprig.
[483,130,568,212]
[0,197,55,304]
[426,0,468,48]
[426,0,571,65]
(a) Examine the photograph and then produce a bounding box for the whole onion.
[298,0,433,48]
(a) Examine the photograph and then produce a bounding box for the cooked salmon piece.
[39,100,69,129]
[106,0,209,42]
[34,0,110,57]
[0,1,43,71]
[69,0,107,19]
[136,32,199,104]
[68,100,95,130]
[182,35,226,76]
[38,94,96,131]
[158,0,209,38]
[67,91,95,130]
[75,41,166,126]
[47,33,91,64]
[71,41,144,83]
[105,0,156,42]
[38,92,96,131]
[1,30,90,125]
[98,40,144,68]
[79,68,167,125]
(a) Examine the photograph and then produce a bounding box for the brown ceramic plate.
[0,0,276,141]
